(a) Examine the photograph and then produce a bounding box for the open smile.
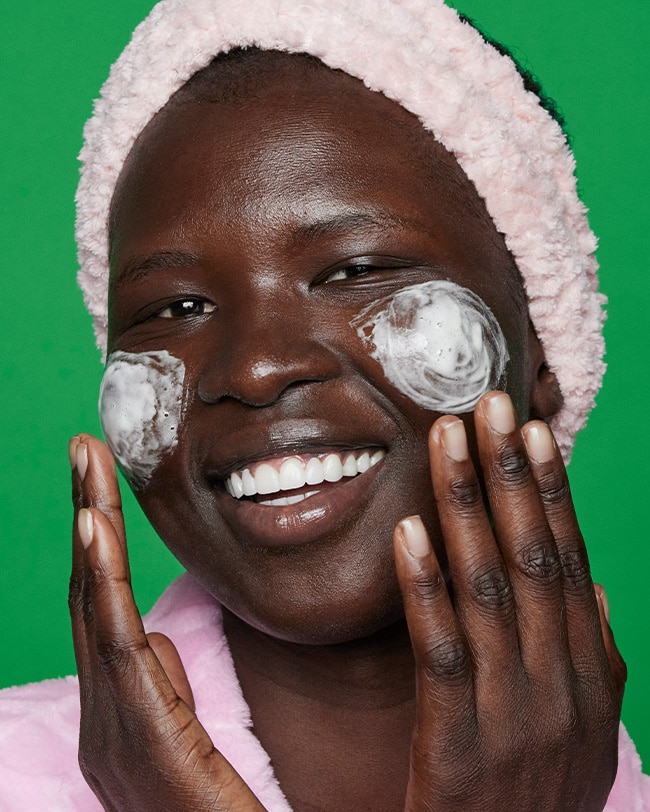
[213,444,388,548]
[223,447,386,505]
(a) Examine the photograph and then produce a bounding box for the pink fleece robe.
[0,574,647,810]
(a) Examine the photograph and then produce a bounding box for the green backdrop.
[1,0,648,769]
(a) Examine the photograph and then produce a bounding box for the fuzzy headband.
[76,0,606,460]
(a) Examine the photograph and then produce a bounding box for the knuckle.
[515,539,562,585]
[444,475,483,512]
[94,497,123,521]
[547,698,581,747]
[407,571,446,606]
[95,637,145,679]
[584,661,627,713]
[85,557,128,600]
[422,634,471,680]
[559,547,592,590]
[467,561,514,613]
[596,692,624,730]
[493,446,530,484]
[535,469,571,508]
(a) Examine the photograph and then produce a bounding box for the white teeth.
[357,451,370,473]
[242,468,256,496]
[342,453,358,477]
[255,463,280,495]
[279,458,306,490]
[305,457,325,485]
[323,453,344,482]
[259,490,320,507]
[226,447,386,500]
[230,472,244,499]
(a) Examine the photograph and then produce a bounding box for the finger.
[78,434,129,575]
[147,633,196,713]
[78,507,174,704]
[593,586,627,692]
[594,583,610,624]
[428,417,521,689]
[394,516,476,742]
[69,436,94,700]
[474,393,570,685]
[521,421,613,681]
[80,509,266,810]
[72,436,130,705]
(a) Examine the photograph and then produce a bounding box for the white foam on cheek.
[98,350,186,487]
[352,281,509,414]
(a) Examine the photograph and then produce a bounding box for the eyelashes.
[154,299,217,319]
[325,264,389,282]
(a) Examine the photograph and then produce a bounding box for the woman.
[1,0,648,809]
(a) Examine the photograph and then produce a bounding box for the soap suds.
[352,280,509,413]
[99,350,185,487]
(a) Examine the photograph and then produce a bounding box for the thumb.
[147,632,196,713]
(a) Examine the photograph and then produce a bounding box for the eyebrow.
[288,210,421,244]
[115,250,202,285]
[113,209,425,285]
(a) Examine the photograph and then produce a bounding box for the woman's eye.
[155,299,216,319]
[326,264,381,282]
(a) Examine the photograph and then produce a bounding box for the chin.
[199,562,408,647]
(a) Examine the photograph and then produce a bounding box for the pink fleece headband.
[76,0,606,459]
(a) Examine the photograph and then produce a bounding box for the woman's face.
[107,55,532,643]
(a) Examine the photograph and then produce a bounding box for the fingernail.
[77,508,94,549]
[441,419,468,462]
[398,516,430,559]
[76,443,88,481]
[523,422,556,463]
[68,436,80,470]
[485,392,516,434]
[595,584,611,623]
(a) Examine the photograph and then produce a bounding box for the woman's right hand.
[392,393,626,811]
[69,435,266,812]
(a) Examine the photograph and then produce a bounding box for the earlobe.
[527,321,563,421]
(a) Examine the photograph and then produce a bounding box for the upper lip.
[202,418,391,481]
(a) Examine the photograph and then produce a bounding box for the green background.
[1,0,648,768]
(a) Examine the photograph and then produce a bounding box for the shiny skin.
[107,55,531,643]
[70,53,625,811]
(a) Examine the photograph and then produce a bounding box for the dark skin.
[69,54,626,811]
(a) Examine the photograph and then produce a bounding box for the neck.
[222,607,416,708]
[222,609,416,812]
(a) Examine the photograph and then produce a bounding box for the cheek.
[352,280,509,414]
[99,350,186,487]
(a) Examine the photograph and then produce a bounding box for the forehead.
[109,51,522,305]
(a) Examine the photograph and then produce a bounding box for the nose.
[197,295,341,407]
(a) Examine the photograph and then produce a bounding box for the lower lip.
[214,459,385,549]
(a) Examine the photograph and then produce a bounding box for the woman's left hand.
[393,391,626,811]
[68,435,267,811]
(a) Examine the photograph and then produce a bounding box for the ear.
[527,320,563,421]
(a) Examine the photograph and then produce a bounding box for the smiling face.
[106,50,534,644]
